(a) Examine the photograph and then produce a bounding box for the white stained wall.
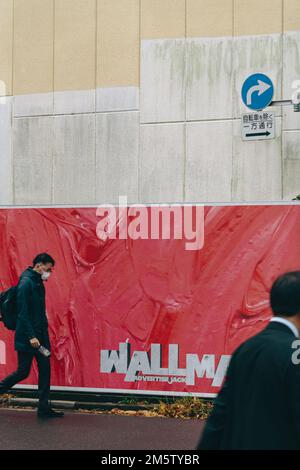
[1,31,300,205]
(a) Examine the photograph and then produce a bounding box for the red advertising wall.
[0,205,300,397]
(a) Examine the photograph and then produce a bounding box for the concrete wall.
[0,0,300,205]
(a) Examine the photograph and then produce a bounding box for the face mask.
[41,270,51,281]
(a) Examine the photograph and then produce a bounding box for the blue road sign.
[241,73,274,111]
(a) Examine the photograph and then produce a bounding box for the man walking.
[0,253,64,418]
[198,271,300,450]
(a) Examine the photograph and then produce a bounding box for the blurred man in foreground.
[198,271,300,450]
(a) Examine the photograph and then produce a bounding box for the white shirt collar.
[270,316,299,338]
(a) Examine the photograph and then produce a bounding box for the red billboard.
[0,204,299,397]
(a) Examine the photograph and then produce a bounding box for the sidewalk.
[0,408,204,450]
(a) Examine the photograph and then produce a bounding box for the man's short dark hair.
[32,253,55,267]
[270,271,300,317]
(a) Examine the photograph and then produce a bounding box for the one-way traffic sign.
[241,73,274,111]
[241,111,275,141]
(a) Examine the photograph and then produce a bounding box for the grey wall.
[1,30,300,206]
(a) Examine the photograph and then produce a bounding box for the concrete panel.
[283,130,300,160]
[141,0,185,39]
[96,111,139,203]
[283,130,300,200]
[232,117,282,201]
[187,0,233,37]
[13,92,53,117]
[0,98,13,204]
[13,87,139,116]
[13,116,53,204]
[53,115,96,204]
[140,39,186,123]
[185,121,232,202]
[283,160,300,200]
[0,0,13,96]
[54,0,96,92]
[54,89,95,115]
[283,106,300,132]
[283,31,300,130]
[97,0,139,88]
[140,123,185,203]
[284,0,300,31]
[96,86,139,112]
[234,0,282,36]
[186,37,233,121]
[233,34,282,118]
[13,0,53,95]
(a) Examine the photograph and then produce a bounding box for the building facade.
[0,0,300,205]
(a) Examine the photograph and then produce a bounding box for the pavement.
[0,408,204,450]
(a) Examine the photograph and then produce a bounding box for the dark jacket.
[14,266,50,352]
[198,322,300,450]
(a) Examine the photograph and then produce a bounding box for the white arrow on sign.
[246,80,271,106]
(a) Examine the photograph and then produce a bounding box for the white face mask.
[41,270,51,281]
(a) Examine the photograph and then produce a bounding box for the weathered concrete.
[96,86,139,112]
[13,92,53,117]
[186,37,233,121]
[0,97,13,204]
[186,121,233,202]
[53,114,96,204]
[54,89,96,115]
[140,39,186,123]
[140,123,185,203]
[1,32,300,206]
[283,31,300,131]
[232,34,282,119]
[283,130,300,200]
[96,111,139,203]
[13,116,53,204]
[232,117,282,201]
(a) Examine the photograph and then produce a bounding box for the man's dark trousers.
[0,350,50,412]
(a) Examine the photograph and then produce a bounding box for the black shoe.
[37,408,65,418]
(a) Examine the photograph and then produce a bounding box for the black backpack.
[0,285,19,331]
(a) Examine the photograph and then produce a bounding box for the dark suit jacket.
[14,266,50,352]
[198,321,300,450]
